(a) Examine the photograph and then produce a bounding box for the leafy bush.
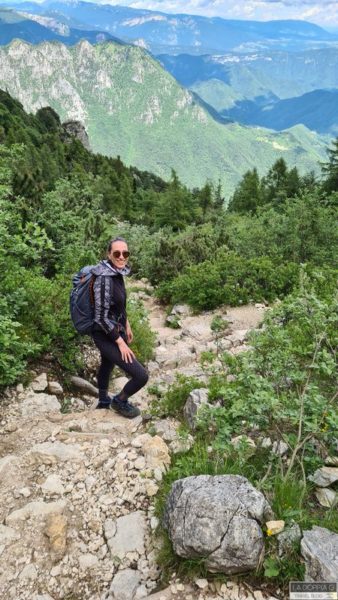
[0,299,39,386]
[157,250,300,310]
[127,296,156,365]
[151,374,201,417]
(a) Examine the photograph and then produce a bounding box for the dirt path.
[0,279,269,600]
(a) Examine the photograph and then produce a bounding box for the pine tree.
[321,137,338,192]
[228,168,261,213]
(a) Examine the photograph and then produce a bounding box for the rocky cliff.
[0,39,329,193]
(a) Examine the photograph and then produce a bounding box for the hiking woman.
[91,237,149,417]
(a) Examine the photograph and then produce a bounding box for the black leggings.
[92,330,149,398]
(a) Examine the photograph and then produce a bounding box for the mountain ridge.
[4,0,338,53]
[0,38,330,194]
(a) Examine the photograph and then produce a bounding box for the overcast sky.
[104,0,338,28]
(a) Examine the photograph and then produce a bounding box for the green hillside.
[0,39,330,194]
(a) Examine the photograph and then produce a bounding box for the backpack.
[70,265,97,334]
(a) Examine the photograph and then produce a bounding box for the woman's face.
[108,241,129,270]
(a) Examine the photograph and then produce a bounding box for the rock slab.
[183,388,210,430]
[105,511,147,558]
[109,568,141,600]
[164,474,273,574]
[301,526,338,582]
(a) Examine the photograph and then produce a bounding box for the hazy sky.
[106,0,338,28]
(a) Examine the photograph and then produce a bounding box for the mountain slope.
[222,90,338,134]
[5,1,338,54]
[159,49,338,110]
[0,39,329,194]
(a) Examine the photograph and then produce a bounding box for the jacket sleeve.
[93,275,120,340]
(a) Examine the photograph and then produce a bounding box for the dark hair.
[107,237,128,253]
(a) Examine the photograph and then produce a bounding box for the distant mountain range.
[158,50,338,106]
[221,90,338,135]
[2,0,338,54]
[0,7,123,44]
[158,50,338,134]
[0,39,329,195]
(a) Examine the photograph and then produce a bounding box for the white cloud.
[116,0,338,26]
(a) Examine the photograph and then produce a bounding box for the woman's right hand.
[116,337,135,363]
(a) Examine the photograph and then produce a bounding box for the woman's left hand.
[126,320,133,344]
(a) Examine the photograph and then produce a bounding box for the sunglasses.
[112,250,130,259]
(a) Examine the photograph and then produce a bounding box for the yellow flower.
[267,529,273,536]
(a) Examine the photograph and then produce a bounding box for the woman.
[91,237,149,418]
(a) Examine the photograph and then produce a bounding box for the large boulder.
[163,474,273,574]
[301,526,338,582]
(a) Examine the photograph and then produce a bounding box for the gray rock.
[21,391,61,416]
[6,500,67,525]
[261,437,272,449]
[169,435,194,454]
[28,441,82,464]
[315,487,337,508]
[301,526,338,582]
[165,315,182,328]
[104,511,147,558]
[325,456,338,466]
[181,323,212,341]
[164,474,273,574]
[271,440,288,456]
[309,467,338,487]
[31,372,48,392]
[0,524,20,548]
[183,388,210,430]
[41,475,65,495]
[0,455,18,482]
[62,120,90,150]
[48,381,63,395]
[19,563,37,580]
[153,419,180,442]
[277,522,302,557]
[171,304,191,316]
[78,553,99,570]
[70,375,98,396]
[226,330,249,347]
[109,568,141,600]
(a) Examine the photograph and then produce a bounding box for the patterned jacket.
[91,259,131,341]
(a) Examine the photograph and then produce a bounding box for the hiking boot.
[95,400,111,409]
[110,396,141,419]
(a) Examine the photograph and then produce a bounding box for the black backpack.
[70,265,97,334]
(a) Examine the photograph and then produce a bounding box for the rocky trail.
[0,279,275,600]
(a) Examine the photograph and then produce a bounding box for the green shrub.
[0,299,39,386]
[157,251,300,310]
[127,296,156,365]
[151,374,201,417]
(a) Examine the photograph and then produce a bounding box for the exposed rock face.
[183,388,210,430]
[62,120,90,150]
[301,526,338,582]
[163,474,273,574]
